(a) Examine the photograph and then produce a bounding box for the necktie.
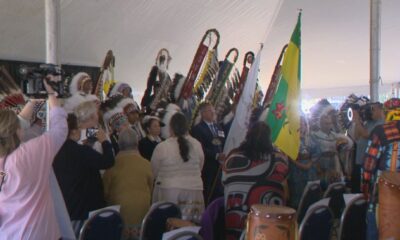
[209,123,217,136]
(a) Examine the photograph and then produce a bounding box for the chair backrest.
[298,205,334,240]
[338,195,367,240]
[297,181,322,223]
[323,182,346,198]
[199,197,224,240]
[167,231,204,240]
[78,209,123,240]
[140,201,182,240]
[328,190,345,219]
[239,231,245,240]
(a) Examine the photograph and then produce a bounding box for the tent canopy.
[1,0,399,99]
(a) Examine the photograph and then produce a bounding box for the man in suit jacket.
[191,102,225,205]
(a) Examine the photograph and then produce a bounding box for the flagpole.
[370,0,381,102]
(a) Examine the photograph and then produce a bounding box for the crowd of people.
[0,70,399,240]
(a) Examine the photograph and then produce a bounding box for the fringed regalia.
[0,66,26,113]
[177,29,220,120]
[222,51,255,132]
[141,49,172,113]
[205,48,239,122]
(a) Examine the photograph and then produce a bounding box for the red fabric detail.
[180,44,209,99]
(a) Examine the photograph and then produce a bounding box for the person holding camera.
[352,102,384,192]
[53,106,115,237]
[0,81,67,239]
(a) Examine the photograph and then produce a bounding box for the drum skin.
[245,204,297,240]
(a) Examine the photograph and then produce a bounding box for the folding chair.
[323,182,346,198]
[167,231,203,240]
[297,180,322,223]
[140,201,182,240]
[78,209,123,240]
[299,205,334,240]
[337,195,367,240]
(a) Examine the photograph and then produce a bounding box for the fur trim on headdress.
[103,107,128,131]
[167,73,186,103]
[63,93,99,113]
[141,66,159,108]
[310,99,336,131]
[338,94,369,130]
[142,115,165,128]
[173,74,186,101]
[160,103,181,139]
[117,97,140,114]
[109,82,131,98]
[69,72,91,95]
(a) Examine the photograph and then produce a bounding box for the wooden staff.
[233,51,255,105]
[263,44,288,107]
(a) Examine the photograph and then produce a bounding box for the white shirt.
[151,135,204,190]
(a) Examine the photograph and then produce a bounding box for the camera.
[348,103,377,122]
[86,128,99,139]
[19,64,66,98]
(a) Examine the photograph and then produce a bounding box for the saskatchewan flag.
[265,12,301,160]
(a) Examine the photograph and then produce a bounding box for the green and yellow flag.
[266,12,301,160]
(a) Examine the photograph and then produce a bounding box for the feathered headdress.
[338,94,369,130]
[159,103,181,139]
[384,98,400,122]
[103,107,128,132]
[69,72,91,95]
[63,93,99,113]
[117,97,140,115]
[108,82,132,98]
[309,99,336,131]
[0,66,26,113]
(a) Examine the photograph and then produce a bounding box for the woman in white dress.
[151,112,204,222]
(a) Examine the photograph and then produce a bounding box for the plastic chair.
[323,182,346,198]
[78,209,123,240]
[167,231,204,240]
[299,205,334,240]
[140,201,182,240]
[337,195,367,240]
[297,180,322,223]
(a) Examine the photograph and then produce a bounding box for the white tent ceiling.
[1,0,399,99]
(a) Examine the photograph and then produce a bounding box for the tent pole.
[45,0,60,65]
[370,0,381,102]
[44,0,60,128]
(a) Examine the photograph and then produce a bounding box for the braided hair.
[170,112,190,162]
